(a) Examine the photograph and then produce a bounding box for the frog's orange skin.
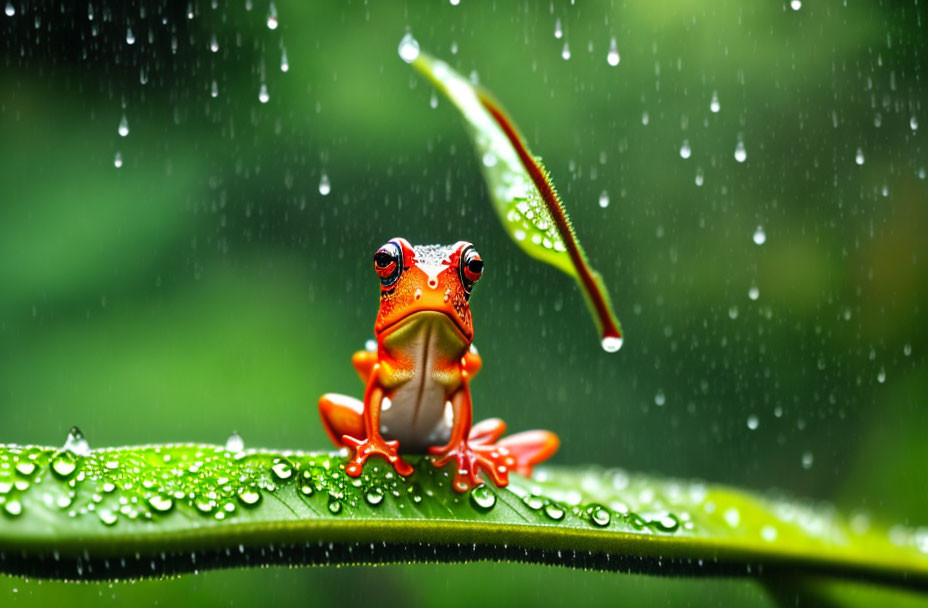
[318,237,559,492]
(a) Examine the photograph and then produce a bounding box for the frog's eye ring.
[374,241,403,288]
[459,246,483,294]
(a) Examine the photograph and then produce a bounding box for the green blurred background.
[1,0,925,605]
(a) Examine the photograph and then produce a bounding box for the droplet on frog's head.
[601,335,623,353]
[398,33,420,63]
[225,432,244,453]
[64,426,91,457]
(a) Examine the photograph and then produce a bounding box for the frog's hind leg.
[496,430,560,478]
[318,393,365,448]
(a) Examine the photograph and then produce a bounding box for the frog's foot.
[429,440,517,493]
[341,434,414,478]
[496,430,560,477]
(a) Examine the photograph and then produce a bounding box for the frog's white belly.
[379,311,467,453]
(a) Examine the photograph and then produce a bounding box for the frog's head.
[372,237,483,342]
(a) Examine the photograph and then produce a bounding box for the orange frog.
[319,238,559,492]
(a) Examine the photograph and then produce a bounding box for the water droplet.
[710,91,720,113]
[298,470,315,496]
[790,0,802,10]
[904,343,912,357]
[482,152,497,167]
[877,367,886,384]
[649,513,681,533]
[210,80,218,98]
[606,37,620,66]
[118,115,130,137]
[728,306,739,319]
[695,167,704,186]
[271,457,294,480]
[586,504,611,527]
[601,336,623,352]
[543,502,566,521]
[734,139,747,163]
[51,452,77,478]
[854,147,865,166]
[598,190,609,208]
[98,510,118,526]
[225,432,244,453]
[801,451,814,469]
[911,116,919,131]
[237,486,261,506]
[4,500,23,517]
[469,485,496,512]
[280,48,289,72]
[365,487,385,506]
[64,426,91,457]
[560,41,571,61]
[554,18,563,39]
[15,461,35,476]
[752,226,766,245]
[761,525,778,542]
[398,33,420,63]
[407,483,424,504]
[327,494,343,514]
[654,390,666,406]
[258,83,270,104]
[318,173,331,196]
[679,140,692,159]
[523,495,544,510]
[266,2,278,29]
[748,285,760,301]
[148,494,173,513]
[210,33,219,52]
[126,28,135,45]
[724,507,740,527]
[113,152,123,168]
[642,111,649,126]
[746,415,759,430]
[429,91,438,109]
[4,2,14,17]
[449,0,460,5]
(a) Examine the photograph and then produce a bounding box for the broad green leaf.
[0,443,926,590]
[402,38,624,352]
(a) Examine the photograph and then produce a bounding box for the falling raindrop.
[554,18,563,39]
[877,367,886,384]
[752,226,766,245]
[280,48,289,72]
[734,139,747,163]
[318,173,331,196]
[266,2,278,29]
[209,33,219,53]
[258,83,269,103]
[679,140,692,159]
[748,285,760,301]
[790,0,802,10]
[710,91,721,113]
[429,91,438,109]
[695,167,704,186]
[606,37,620,66]
[911,116,919,131]
[398,33,420,63]
[4,2,14,17]
[855,147,865,165]
[118,115,130,137]
[561,41,571,60]
[598,191,609,208]
[210,80,218,98]
[642,111,650,126]
[126,28,135,45]
[801,451,814,469]
[113,152,123,168]
[654,390,666,406]
[746,415,759,430]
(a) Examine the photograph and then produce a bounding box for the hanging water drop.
[561,41,571,61]
[258,83,269,103]
[601,336,623,352]
[679,140,692,159]
[64,426,91,457]
[752,226,766,245]
[318,173,331,196]
[118,115,130,137]
[710,91,720,113]
[398,33,420,63]
[734,139,747,163]
[266,2,278,29]
[598,190,609,208]
[606,37,620,66]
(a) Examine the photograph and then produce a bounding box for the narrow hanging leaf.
[402,39,624,352]
[1,443,927,589]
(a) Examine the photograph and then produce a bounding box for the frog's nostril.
[428,278,438,289]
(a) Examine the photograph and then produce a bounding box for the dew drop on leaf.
[469,485,496,512]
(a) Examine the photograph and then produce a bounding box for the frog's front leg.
[341,365,414,478]
[428,382,518,492]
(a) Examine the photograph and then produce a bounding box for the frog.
[318,237,559,492]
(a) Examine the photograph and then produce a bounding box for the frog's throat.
[377,309,470,345]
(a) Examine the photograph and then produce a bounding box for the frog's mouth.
[379,309,470,344]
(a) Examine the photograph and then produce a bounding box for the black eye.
[373,241,403,288]
[459,246,483,294]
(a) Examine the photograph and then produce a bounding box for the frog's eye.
[373,241,403,288]
[459,246,483,294]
